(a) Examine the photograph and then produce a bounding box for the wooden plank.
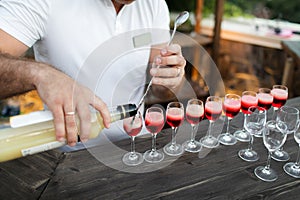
[0,150,63,199]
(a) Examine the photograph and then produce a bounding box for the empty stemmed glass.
[163,102,185,156]
[219,94,241,145]
[144,106,165,163]
[234,91,258,142]
[122,112,144,166]
[254,120,287,182]
[283,120,300,178]
[200,96,222,148]
[183,99,204,153]
[238,106,266,162]
[271,85,288,119]
[272,106,300,161]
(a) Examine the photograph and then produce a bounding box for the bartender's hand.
[35,65,111,146]
[150,44,186,90]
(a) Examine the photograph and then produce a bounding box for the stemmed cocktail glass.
[234,91,258,142]
[163,102,184,156]
[238,106,266,162]
[283,120,300,178]
[122,112,144,166]
[200,96,222,148]
[183,99,204,153]
[254,120,287,182]
[218,94,241,146]
[272,106,300,161]
[143,106,165,163]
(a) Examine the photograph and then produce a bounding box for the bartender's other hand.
[35,64,111,146]
[150,44,186,90]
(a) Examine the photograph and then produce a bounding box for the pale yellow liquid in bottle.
[0,112,121,162]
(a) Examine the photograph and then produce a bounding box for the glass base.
[199,136,219,148]
[143,149,164,163]
[163,143,184,156]
[283,162,300,178]
[238,149,259,162]
[122,152,144,166]
[183,140,202,153]
[218,133,237,145]
[234,130,250,142]
[254,166,278,182]
[271,149,290,162]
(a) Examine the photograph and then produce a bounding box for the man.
[0,0,186,147]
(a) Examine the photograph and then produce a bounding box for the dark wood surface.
[1,97,300,200]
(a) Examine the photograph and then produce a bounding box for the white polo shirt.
[0,0,170,144]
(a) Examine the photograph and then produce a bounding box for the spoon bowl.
[168,11,189,45]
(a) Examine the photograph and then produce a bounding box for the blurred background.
[1,0,300,120]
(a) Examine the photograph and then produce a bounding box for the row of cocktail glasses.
[121,84,300,182]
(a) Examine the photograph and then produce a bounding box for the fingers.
[92,96,111,129]
[150,43,186,89]
[75,102,90,143]
[151,69,185,89]
[52,106,66,143]
[150,66,181,78]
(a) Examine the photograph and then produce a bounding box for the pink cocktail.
[183,99,204,153]
[223,98,241,119]
[271,88,288,109]
[234,91,258,142]
[241,95,258,114]
[145,112,164,134]
[144,107,165,163]
[257,93,273,110]
[205,101,222,121]
[219,94,241,146]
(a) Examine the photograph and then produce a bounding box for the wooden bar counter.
[1,97,300,200]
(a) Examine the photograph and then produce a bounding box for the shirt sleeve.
[0,0,50,47]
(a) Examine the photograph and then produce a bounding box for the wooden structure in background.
[194,0,225,67]
[281,40,300,97]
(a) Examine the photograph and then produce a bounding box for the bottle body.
[0,104,136,162]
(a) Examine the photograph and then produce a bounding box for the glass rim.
[279,106,299,114]
[187,98,203,105]
[258,88,272,93]
[272,85,288,90]
[248,105,266,114]
[225,93,241,99]
[167,101,184,108]
[242,91,257,96]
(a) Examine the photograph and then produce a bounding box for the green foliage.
[165,0,300,23]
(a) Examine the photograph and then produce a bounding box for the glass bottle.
[0,104,137,162]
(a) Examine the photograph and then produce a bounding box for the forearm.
[0,53,41,99]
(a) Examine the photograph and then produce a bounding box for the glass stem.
[171,127,177,146]
[190,125,196,142]
[295,144,300,167]
[226,117,231,134]
[242,114,246,131]
[151,134,157,152]
[247,134,254,151]
[207,121,213,137]
[272,107,278,120]
[265,151,272,170]
[131,136,136,153]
